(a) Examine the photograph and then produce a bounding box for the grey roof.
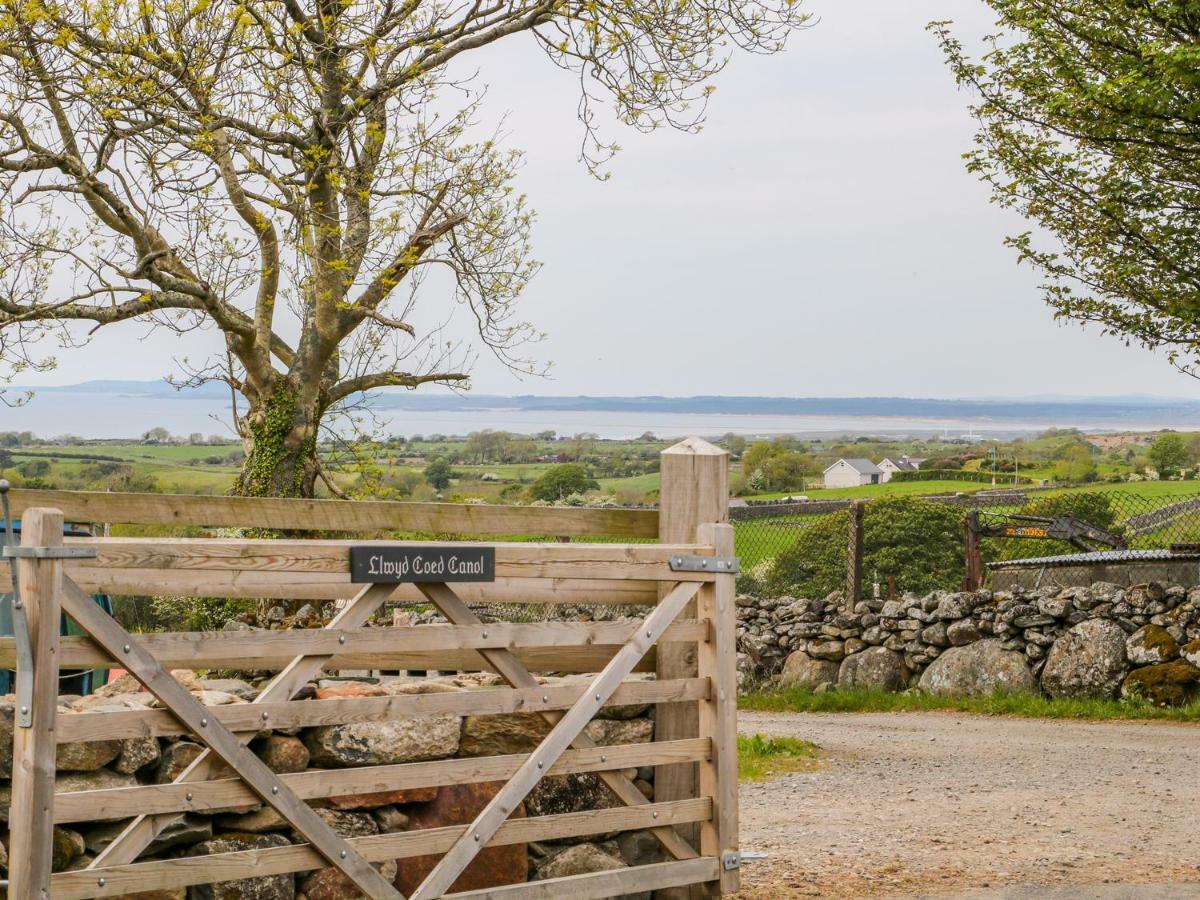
[880,457,917,471]
[825,458,883,475]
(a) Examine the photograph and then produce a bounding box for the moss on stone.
[1121,661,1200,707]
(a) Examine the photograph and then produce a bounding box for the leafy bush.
[527,464,599,502]
[762,497,965,598]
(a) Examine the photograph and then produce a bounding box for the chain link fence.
[731,488,1200,598]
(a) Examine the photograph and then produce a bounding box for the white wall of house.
[824,460,879,489]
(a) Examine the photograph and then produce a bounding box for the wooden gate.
[0,439,738,898]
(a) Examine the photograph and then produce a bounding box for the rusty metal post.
[846,500,864,609]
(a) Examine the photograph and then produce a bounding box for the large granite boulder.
[304,714,460,767]
[394,782,527,895]
[1121,661,1200,706]
[778,651,839,690]
[838,647,908,692]
[917,639,1036,697]
[1126,625,1180,666]
[1041,619,1129,699]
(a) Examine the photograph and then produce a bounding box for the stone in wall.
[917,640,1037,697]
[1040,619,1128,699]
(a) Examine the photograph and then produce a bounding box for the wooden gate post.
[657,437,728,885]
[8,507,64,899]
[846,500,864,609]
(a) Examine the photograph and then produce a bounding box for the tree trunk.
[234,382,321,499]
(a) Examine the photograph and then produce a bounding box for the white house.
[823,458,884,488]
[878,457,919,483]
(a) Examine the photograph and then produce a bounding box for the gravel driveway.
[734,711,1200,899]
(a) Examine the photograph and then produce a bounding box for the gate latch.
[669,555,739,574]
[2,546,98,560]
[721,851,742,871]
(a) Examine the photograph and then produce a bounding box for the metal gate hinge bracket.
[2,546,97,560]
[669,554,739,574]
[722,851,742,871]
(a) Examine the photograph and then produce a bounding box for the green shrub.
[527,463,599,502]
[762,496,965,598]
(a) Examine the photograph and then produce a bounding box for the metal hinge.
[2,545,97,560]
[721,851,742,871]
[669,554,740,574]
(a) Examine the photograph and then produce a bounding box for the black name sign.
[349,546,496,584]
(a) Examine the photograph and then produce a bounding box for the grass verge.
[737,733,821,781]
[740,686,1200,722]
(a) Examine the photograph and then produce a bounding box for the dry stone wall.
[737,582,1200,705]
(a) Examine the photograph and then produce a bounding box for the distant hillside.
[11,380,1200,424]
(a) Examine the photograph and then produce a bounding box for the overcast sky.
[16,0,1198,400]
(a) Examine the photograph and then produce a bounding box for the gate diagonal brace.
[416,582,701,863]
[411,580,703,900]
[89,581,397,870]
[64,579,401,898]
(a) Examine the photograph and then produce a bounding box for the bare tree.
[0,0,808,496]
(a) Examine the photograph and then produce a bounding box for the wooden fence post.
[697,521,739,896]
[846,500,864,609]
[8,507,64,899]
[657,437,728,891]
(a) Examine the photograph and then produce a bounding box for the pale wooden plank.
[445,858,721,900]
[52,798,712,899]
[417,583,699,863]
[410,580,702,899]
[87,582,395,870]
[56,578,401,898]
[7,488,658,537]
[657,437,728,897]
[697,522,740,895]
[64,537,706,577]
[55,677,709,744]
[52,738,711,823]
[7,508,64,899]
[10,620,707,670]
[0,568,666,603]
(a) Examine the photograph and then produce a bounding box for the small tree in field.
[528,463,598,502]
[0,0,809,497]
[1149,433,1190,478]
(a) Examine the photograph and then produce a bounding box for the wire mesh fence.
[731,488,1200,598]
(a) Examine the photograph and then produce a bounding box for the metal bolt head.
[19,706,28,715]
[541,694,549,703]
[338,634,346,644]
[271,785,279,794]
[600,755,607,763]
[123,643,131,653]
[200,717,208,727]
[98,877,106,887]
[186,791,193,801]
[482,629,488,638]
[340,850,347,859]
[474,832,480,842]
[262,710,269,720]
[537,760,544,769]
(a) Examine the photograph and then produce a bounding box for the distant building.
[824,458,884,488]
[878,457,924,483]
